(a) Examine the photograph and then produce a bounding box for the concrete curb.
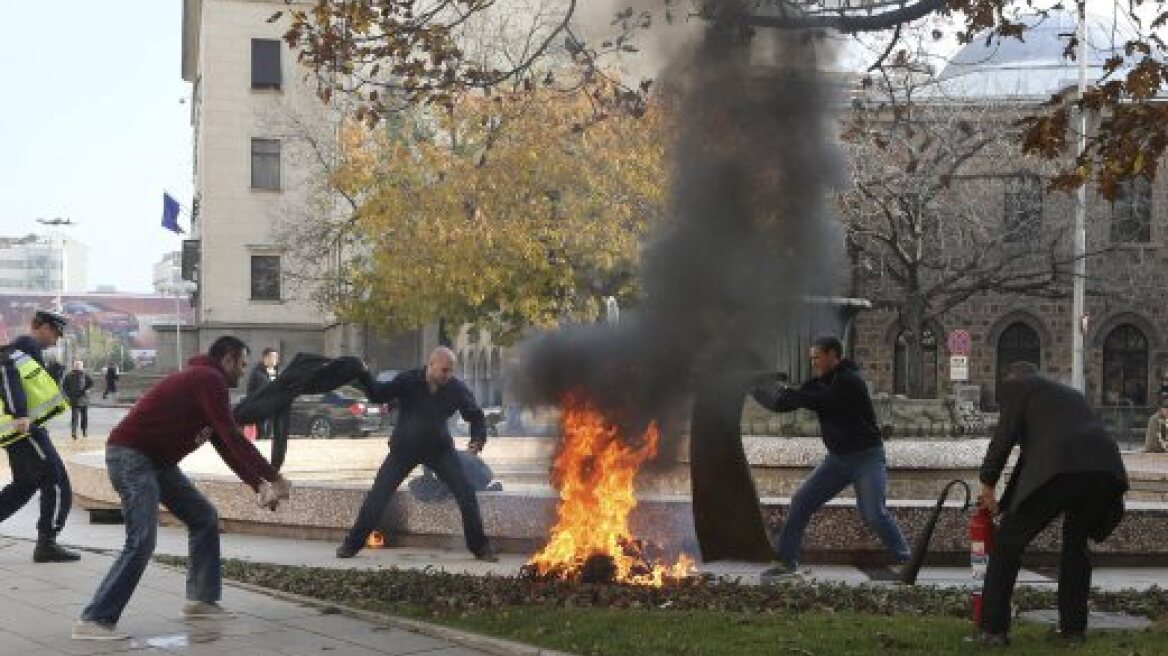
[217,576,578,656]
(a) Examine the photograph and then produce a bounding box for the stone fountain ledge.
[65,440,1168,564]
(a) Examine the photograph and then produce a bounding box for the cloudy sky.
[0,1,192,293]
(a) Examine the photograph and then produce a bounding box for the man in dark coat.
[752,335,909,578]
[60,359,94,438]
[245,347,289,458]
[102,362,119,399]
[335,346,497,562]
[975,362,1129,646]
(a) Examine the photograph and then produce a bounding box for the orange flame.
[366,530,386,549]
[528,394,695,586]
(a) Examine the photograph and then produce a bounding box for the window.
[251,138,281,190]
[894,326,938,397]
[250,255,281,301]
[251,39,282,90]
[995,322,1041,403]
[1003,175,1043,242]
[1102,324,1148,405]
[1111,177,1152,243]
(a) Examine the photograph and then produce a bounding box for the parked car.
[289,386,384,438]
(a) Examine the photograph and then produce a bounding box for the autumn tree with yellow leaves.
[325,91,666,342]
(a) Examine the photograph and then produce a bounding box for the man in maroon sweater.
[73,336,290,641]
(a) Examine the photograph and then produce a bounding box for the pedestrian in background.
[61,359,94,439]
[102,361,119,399]
[1143,398,1168,453]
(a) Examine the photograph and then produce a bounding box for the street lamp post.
[36,217,75,365]
[1070,6,1088,392]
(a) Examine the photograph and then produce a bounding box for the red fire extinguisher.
[969,506,996,625]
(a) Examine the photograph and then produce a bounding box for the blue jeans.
[81,446,221,625]
[342,445,489,556]
[776,445,909,567]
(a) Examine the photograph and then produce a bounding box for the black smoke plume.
[513,2,846,450]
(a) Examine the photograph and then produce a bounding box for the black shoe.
[474,546,499,563]
[335,545,359,559]
[34,539,82,563]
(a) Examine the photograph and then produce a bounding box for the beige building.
[181,0,327,359]
[180,0,440,374]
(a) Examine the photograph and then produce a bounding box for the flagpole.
[161,191,187,372]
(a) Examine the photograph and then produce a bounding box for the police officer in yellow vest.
[0,309,81,562]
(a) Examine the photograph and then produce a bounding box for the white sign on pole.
[950,355,969,382]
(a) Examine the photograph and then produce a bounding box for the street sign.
[950,355,969,381]
[948,329,971,355]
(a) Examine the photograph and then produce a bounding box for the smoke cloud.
[513,1,847,449]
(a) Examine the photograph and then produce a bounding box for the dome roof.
[934,10,1133,99]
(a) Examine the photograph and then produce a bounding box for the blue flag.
[162,192,184,234]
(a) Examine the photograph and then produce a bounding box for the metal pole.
[174,264,183,371]
[1070,3,1088,392]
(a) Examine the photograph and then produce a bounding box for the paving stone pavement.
[0,534,498,655]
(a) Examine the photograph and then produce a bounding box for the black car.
[289,386,384,438]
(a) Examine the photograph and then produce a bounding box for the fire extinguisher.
[969,506,996,625]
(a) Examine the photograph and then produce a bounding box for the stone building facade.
[848,11,1168,414]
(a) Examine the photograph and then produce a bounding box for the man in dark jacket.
[60,359,94,438]
[245,347,288,446]
[73,336,291,641]
[974,362,1129,646]
[335,346,498,562]
[0,309,81,563]
[102,362,119,399]
[752,335,909,578]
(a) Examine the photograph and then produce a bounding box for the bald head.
[425,347,457,388]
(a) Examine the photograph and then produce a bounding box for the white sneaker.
[72,619,128,641]
[181,601,235,619]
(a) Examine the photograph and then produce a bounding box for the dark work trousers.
[0,428,72,535]
[981,471,1122,637]
[267,408,291,472]
[341,445,489,556]
[70,404,89,437]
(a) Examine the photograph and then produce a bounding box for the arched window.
[1102,324,1148,405]
[894,326,938,397]
[996,322,1041,401]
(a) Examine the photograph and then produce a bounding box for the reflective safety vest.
[0,349,69,447]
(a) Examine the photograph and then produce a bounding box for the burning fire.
[528,394,695,586]
[366,530,386,549]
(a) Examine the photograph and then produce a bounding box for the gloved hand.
[750,381,789,410]
[257,480,281,511]
[272,475,292,500]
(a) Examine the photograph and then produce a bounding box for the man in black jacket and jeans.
[335,346,497,562]
[974,362,1128,646]
[752,335,909,578]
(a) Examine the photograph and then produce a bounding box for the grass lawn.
[385,605,1167,656]
[160,557,1167,656]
